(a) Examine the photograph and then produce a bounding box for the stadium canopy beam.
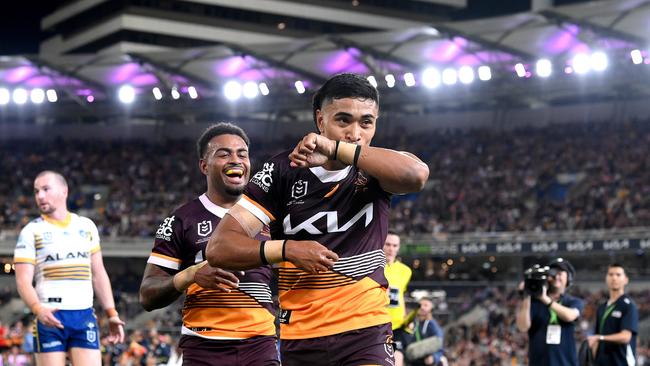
[327,35,421,71]
[221,42,328,85]
[25,56,108,95]
[127,52,216,91]
[538,9,647,47]
[434,24,537,62]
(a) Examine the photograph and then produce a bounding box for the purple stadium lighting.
[87,95,95,103]
[514,63,526,77]
[0,88,9,105]
[152,87,163,100]
[188,86,199,99]
[385,74,396,88]
[631,50,643,64]
[171,88,181,100]
[536,59,552,78]
[117,85,135,104]
[421,67,440,89]
[258,82,269,96]
[477,66,491,81]
[224,81,242,101]
[12,88,28,105]
[30,88,45,104]
[403,72,415,87]
[294,80,306,94]
[242,81,258,99]
[46,89,57,102]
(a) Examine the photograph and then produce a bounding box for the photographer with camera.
[516,258,585,366]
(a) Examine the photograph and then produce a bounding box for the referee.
[587,263,639,366]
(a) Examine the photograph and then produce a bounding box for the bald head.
[34,171,68,216]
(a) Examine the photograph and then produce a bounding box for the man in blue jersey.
[516,258,584,366]
[587,263,638,366]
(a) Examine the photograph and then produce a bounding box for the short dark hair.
[35,170,68,188]
[608,263,626,274]
[196,122,250,159]
[311,73,379,129]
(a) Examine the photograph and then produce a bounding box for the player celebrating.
[139,123,279,365]
[207,73,429,365]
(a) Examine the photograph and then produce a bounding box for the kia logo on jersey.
[291,180,308,199]
[197,220,213,237]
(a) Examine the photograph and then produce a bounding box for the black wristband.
[352,145,361,166]
[282,240,287,261]
[547,300,554,308]
[260,241,269,265]
[331,140,340,161]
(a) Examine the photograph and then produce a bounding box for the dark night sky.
[0,0,588,55]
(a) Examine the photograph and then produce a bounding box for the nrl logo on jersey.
[197,220,213,237]
[251,163,274,192]
[291,180,308,200]
[283,203,373,235]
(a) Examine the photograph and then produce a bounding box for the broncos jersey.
[239,150,392,339]
[147,194,275,340]
[14,213,100,310]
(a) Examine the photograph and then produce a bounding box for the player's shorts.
[280,323,395,366]
[34,308,99,353]
[179,335,280,366]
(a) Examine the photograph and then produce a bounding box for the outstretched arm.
[207,205,338,273]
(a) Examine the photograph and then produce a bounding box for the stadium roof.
[1,0,649,124]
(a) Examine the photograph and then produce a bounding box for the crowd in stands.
[2,120,650,237]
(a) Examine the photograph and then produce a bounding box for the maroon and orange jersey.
[239,151,392,339]
[147,194,275,340]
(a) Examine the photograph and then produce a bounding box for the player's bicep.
[142,263,175,282]
[225,204,264,238]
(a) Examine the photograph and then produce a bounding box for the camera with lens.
[523,264,549,297]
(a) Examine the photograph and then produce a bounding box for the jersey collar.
[199,194,229,218]
[41,212,72,228]
[309,166,352,183]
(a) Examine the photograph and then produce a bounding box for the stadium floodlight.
[421,67,440,89]
[30,88,45,104]
[458,66,474,84]
[224,80,242,101]
[441,68,457,85]
[367,75,378,88]
[514,63,526,77]
[477,65,491,81]
[631,49,643,65]
[46,89,58,102]
[385,74,395,88]
[12,88,28,105]
[86,95,94,103]
[0,88,9,105]
[572,53,591,74]
[242,81,259,99]
[590,51,608,71]
[258,82,270,96]
[294,80,306,94]
[403,72,416,87]
[536,59,552,78]
[171,88,181,100]
[118,85,135,104]
[152,87,163,100]
[188,86,198,99]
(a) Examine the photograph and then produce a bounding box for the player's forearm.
[207,225,263,270]
[15,265,40,311]
[92,268,117,312]
[355,146,429,193]
[139,264,184,311]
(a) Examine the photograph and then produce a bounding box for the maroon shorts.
[179,335,279,366]
[280,323,395,366]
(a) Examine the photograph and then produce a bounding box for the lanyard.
[599,303,616,334]
[414,319,429,341]
[548,298,563,325]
